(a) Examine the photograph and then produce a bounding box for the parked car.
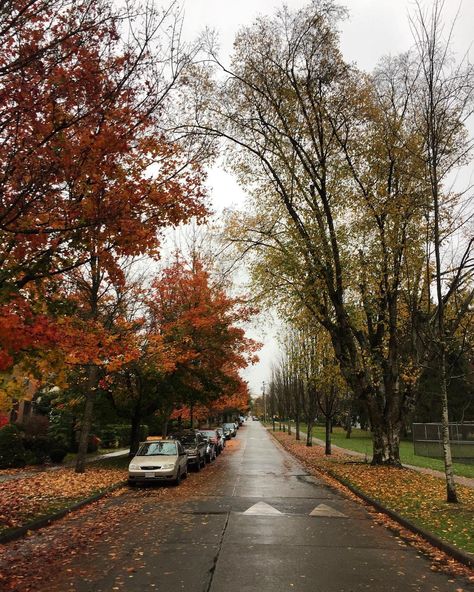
[199,429,221,458]
[128,439,188,485]
[223,422,237,438]
[170,431,207,471]
[198,431,218,462]
[215,427,226,448]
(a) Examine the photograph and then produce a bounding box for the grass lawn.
[294,423,474,479]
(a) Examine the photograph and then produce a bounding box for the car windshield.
[223,423,234,428]
[137,442,177,456]
[200,431,216,437]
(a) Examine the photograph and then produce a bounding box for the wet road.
[4,421,472,591]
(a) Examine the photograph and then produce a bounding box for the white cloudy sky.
[178,0,474,396]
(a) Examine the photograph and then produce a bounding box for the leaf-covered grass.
[0,456,128,535]
[296,424,474,479]
[271,430,474,555]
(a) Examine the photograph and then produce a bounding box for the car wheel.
[201,455,206,468]
[183,466,188,479]
[195,460,200,472]
[174,469,182,486]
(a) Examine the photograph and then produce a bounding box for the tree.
[210,1,427,464]
[0,0,207,372]
[108,255,258,452]
[409,0,474,502]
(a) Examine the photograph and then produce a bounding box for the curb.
[0,480,127,545]
[268,429,474,570]
[323,468,474,569]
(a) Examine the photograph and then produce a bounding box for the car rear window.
[137,442,177,456]
[179,435,197,445]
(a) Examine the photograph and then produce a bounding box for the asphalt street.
[6,421,472,591]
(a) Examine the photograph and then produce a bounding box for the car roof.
[140,439,176,444]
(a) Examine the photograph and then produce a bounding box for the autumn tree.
[201,1,428,465]
[108,255,257,452]
[0,0,207,373]
[407,0,474,502]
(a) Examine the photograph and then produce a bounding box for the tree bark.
[306,418,313,447]
[325,417,332,455]
[440,347,458,502]
[345,404,352,439]
[75,365,99,473]
[129,402,142,457]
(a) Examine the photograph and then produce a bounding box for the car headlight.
[129,464,140,470]
[160,463,175,469]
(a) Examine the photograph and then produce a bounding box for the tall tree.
[210,1,426,464]
[409,0,474,502]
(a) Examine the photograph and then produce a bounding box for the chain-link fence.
[413,423,474,463]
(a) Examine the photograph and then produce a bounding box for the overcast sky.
[179,0,474,397]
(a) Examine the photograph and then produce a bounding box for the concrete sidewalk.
[0,448,129,484]
[294,427,474,489]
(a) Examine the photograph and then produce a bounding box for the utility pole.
[262,380,266,423]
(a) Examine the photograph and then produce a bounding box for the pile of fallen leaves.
[0,464,127,533]
[271,430,474,576]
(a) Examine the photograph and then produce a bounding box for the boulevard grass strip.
[0,456,129,536]
[271,430,474,556]
[299,424,474,479]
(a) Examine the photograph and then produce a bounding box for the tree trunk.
[367,394,402,466]
[306,418,313,447]
[371,421,386,466]
[325,417,331,455]
[440,347,458,502]
[345,405,352,439]
[75,365,99,473]
[129,403,142,457]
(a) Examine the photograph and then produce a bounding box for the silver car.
[128,439,188,485]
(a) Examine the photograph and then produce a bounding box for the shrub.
[0,424,26,469]
[100,427,119,448]
[49,446,68,463]
[23,434,53,464]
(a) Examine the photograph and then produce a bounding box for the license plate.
[145,472,155,478]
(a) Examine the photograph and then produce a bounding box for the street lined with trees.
[0,0,473,589]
